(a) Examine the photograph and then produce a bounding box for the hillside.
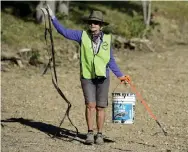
[1,1,188,68]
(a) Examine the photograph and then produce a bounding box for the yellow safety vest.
[80,31,111,79]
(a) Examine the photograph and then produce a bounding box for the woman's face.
[88,20,102,34]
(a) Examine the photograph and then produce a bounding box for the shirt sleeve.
[108,47,124,78]
[51,16,82,43]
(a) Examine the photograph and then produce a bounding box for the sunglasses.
[88,20,101,25]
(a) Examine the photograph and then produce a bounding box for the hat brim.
[82,17,109,26]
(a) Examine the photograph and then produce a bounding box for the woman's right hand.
[47,4,54,18]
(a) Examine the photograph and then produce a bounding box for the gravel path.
[1,46,188,152]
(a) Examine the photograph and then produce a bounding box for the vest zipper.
[92,42,97,78]
[92,39,102,79]
[93,54,97,78]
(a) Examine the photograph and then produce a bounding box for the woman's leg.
[96,106,105,133]
[96,78,110,132]
[80,78,97,144]
[85,102,96,131]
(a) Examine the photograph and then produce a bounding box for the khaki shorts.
[80,78,110,108]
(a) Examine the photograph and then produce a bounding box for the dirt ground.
[1,45,188,152]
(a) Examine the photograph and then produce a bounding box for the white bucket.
[112,93,136,124]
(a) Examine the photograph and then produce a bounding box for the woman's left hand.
[118,75,131,83]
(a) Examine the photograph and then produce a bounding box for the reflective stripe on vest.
[80,31,111,79]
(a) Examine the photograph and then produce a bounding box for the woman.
[45,6,130,145]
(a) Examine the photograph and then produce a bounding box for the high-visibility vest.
[80,31,111,79]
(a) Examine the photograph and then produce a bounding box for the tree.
[57,0,70,16]
[142,0,152,28]
[35,1,70,23]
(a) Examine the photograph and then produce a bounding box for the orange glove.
[118,75,131,83]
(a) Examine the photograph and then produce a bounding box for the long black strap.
[41,8,78,139]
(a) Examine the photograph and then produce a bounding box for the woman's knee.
[96,106,105,111]
[86,102,96,109]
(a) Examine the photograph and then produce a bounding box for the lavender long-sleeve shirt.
[51,17,124,78]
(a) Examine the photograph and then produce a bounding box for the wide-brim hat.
[83,10,109,26]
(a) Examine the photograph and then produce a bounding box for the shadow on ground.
[1,117,115,145]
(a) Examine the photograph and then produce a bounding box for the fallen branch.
[18,48,32,53]
[1,52,24,68]
[112,35,155,52]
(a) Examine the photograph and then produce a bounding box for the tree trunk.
[35,1,56,23]
[146,0,151,28]
[142,0,147,25]
[57,0,69,16]
[141,0,152,27]
[36,1,46,23]
[46,1,56,14]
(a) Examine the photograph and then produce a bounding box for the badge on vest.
[102,41,108,50]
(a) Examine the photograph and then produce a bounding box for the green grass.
[1,1,188,53]
[152,1,188,21]
[1,12,44,49]
[68,1,146,38]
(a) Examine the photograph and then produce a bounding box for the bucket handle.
[112,82,131,94]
